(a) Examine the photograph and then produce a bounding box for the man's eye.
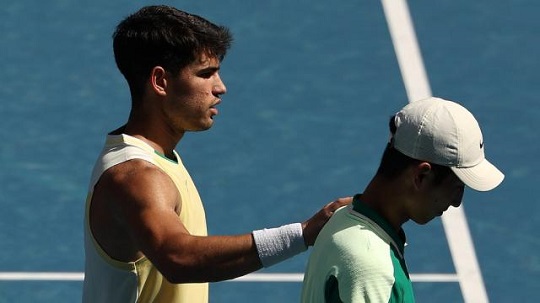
[198,67,219,79]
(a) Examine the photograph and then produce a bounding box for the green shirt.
[301,194,415,303]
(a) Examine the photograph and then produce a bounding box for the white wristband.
[252,223,308,268]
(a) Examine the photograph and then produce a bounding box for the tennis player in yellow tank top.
[82,5,351,302]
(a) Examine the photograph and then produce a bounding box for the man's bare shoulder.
[90,159,180,261]
[104,158,160,181]
[96,158,179,210]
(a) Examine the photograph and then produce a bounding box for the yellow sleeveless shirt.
[83,134,208,302]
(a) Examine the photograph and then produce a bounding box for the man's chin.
[412,217,435,225]
[188,122,214,132]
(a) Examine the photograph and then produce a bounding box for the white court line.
[233,273,460,283]
[380,0,431,102]
[0,272,459,283]
[442,207,489,301]
[0,272,84,281]
[380,0,489,302]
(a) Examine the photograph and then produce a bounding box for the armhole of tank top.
[86,145,157,271]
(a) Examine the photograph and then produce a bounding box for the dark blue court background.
[0,0,538,302]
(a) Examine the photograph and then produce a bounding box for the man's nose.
[214,74,226,95]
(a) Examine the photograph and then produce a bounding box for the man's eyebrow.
[198,65,220,74]
[204,66,220,71]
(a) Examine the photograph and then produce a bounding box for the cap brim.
[451,159,504,192]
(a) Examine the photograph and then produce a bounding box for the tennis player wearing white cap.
[301,97,504,303]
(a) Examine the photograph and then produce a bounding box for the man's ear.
[150,66,167,96]
[413,162,433,190]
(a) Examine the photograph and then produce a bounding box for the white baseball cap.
[392,97,504,191]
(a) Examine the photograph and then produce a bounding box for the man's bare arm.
[91,159,351,283]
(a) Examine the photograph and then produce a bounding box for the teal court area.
[0,1,538,302]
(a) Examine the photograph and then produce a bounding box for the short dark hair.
[376,115,452,185]
[112,5,233,99]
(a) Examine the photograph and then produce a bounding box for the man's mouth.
[210,101,220,115]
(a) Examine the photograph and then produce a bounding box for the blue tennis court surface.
[0,0,538,302]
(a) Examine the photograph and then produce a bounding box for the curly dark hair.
[112,5,233,99]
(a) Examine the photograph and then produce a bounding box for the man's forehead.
[195,52,220,67]
[178,52,220,75]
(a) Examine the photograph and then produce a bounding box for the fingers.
[325,196,353,214]
[301,197,354,246]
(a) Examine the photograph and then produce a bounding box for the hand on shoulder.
[301,197,353,246]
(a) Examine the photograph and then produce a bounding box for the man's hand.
[301,197,353,246]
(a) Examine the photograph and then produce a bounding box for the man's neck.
[360,175,409,231]
[119,121,184,160]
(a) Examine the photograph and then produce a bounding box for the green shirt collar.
[352,194,406,255]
